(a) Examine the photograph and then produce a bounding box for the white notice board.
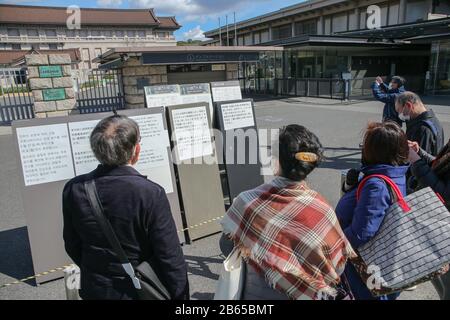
[179,83,214,118]
[211,80,242,102]
[16,123,75,186]
[171,106,213,162]
[144,85,181,108]
[68,119,100,175]
[130,114,174,193]
[220,100,255,130]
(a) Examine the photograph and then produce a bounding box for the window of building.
[94,48,102,57]
[11,44,21,50]
[380,5,388,27]
[260,30,270,43]
[238,36,244,46]
[332,13,348,33]
[127,30,135,37]
[27,29,39,37]
[324,17,332,35]
[157,32,166,38]
[103,30,112,37]
[137,30,146,37]
[244,33,253,45]
[31,44,40,50]
[254,32,261,45]
[272,24,292,40]
[79,30,88,37]
[294,20,317,36]
[48,43,58,50]
[348,11,359,30]
[406,0,428,23]
[7,28,20,36]
[91,30,101,37]
[389,2,400,26]
[45,29,57,37]
[82,48,90,61]
[115,30,124,37]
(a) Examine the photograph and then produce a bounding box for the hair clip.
[295,152,318,163]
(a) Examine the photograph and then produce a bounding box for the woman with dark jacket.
[408,139,450,300]
[335,122,410,300]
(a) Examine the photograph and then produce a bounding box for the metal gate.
[73,68,125,114]
[0,68,34,125]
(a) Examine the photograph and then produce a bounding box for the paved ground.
[1,95,449,300]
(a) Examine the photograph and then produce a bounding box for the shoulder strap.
[84,180,141,289]
[422,119,438,137]
[356,174,411,213]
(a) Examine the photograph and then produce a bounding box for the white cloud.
[96,0,123,7]
[183,25,207,40]
[129,0,269,22]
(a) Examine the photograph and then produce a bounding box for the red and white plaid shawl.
[221,177,355,300]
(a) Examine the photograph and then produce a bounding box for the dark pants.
[432,271,450,300]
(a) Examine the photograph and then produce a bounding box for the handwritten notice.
[171,106,213,162]
[16,124,75,186]
[221,101,255,130]
[68,120,100,175]
[130,114,173,193]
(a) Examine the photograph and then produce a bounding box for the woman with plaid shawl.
[220,125,356,300]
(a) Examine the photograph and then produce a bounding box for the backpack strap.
[356,174,411,213]
[422,119,438,137]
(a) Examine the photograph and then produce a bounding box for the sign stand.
[214,99,264,202]
[166,102,225,242]
[12,107,183,283]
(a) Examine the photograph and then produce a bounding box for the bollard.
[64,264,81,300]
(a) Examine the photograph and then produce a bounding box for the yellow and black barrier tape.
[0,215,224,289]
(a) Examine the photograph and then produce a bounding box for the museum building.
[204,0,450,96]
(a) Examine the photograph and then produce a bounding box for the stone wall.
[26,54,78,118]
[122,57,168,109]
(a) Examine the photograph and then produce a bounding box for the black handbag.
[84,180,171,300]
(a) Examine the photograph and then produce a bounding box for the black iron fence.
[0,68,34,124]
[241,77,349,100]
[73,68,125,114]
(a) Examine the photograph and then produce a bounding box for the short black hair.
[278,125,323,181]
[391,76,405,87]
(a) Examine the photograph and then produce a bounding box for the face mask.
[398,107,411,122]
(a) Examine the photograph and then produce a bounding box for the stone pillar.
[26,54,77,118]
[122,57,168,109]
[226,63,239,81]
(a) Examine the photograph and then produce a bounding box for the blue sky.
[1,0,305,40]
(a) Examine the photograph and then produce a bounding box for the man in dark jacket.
[62,115,189,300]
[395,91,444,156]
[372,75,406,126]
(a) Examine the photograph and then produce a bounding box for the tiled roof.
[0,4,180,29]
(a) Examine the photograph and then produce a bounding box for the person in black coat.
[395,91,444,157]
[62,115,189,300]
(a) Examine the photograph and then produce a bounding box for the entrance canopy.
[94,46,283,69]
